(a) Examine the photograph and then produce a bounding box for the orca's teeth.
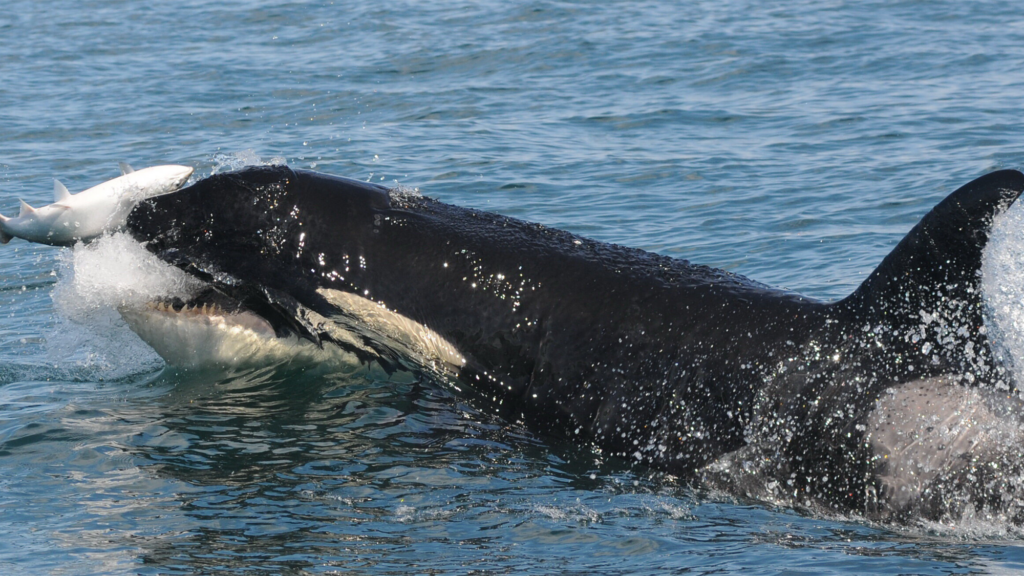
[145,296,236,317]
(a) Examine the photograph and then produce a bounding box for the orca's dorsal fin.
[53,179,72,203]
[838,170,1024,383]
[843,170,1024,319]
[118,162,135,175]
[18,199,35,217]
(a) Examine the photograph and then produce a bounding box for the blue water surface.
[2,1,1024,574]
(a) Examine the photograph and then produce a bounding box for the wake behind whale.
[33,165,1024,526]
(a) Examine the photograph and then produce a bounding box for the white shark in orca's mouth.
[85,165,1024,523]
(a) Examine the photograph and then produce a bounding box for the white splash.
[981,198,1024,388]
[47,233,205,373]
[52,232,203,316]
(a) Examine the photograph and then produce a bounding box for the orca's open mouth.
[141,288,278,339]
[117,284,341,370]
[118,273,468,376]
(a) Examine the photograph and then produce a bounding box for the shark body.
[0,163,193,246]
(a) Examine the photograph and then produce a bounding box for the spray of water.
[981,198,1024,390]
[210,150,286,174]
[47,233,205,376]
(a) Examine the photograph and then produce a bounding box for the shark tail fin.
[838,169,1024,378]
[118,162,135,175]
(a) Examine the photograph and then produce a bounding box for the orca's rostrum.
[123,166,1024,523]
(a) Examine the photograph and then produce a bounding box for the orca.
[121,165,1024,523]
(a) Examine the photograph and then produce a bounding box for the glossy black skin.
[127,167,1024,513]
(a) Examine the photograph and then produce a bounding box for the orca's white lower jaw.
[118,295,347,370]
[116,275,468,375]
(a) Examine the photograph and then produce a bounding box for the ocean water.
[2,0,1024,573]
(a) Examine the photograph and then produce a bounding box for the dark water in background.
[2,0,1024,573]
